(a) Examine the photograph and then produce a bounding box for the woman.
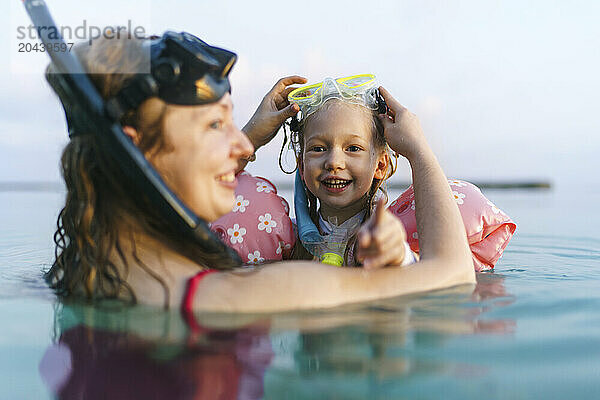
[45,31,474,312]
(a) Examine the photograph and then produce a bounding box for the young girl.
[212,74,514,271]
[288,74,416,268]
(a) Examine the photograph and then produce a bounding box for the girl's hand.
[356,198,409,270]
[378,86,429,161]
[242,75,307,150]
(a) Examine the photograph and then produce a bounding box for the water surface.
[1,188,598,399]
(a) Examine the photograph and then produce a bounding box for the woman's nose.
[231,126,254,159]
[324,148,345,171]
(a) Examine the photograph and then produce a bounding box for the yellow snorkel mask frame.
[288,73,387,119]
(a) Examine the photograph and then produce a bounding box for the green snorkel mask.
[283,73,388,169]
[288,73,387,120]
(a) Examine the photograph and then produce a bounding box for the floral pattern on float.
[387,179,517,272]
[213,173,516,271]
[211,171,296,264]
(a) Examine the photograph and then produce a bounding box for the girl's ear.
[374,151,390,180]
[122,126,141,146]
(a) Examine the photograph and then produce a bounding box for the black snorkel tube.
[23,0,242,266]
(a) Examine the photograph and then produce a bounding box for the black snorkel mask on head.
[25,0,242,267]
[105,31,236,121]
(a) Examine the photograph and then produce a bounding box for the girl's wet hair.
[284,99,397,265]
[46,34,239,308]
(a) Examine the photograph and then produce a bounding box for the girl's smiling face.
[301,100,389,222]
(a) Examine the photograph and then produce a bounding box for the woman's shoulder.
[113,234,202,307]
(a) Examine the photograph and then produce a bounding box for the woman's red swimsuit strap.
[181,269,217,317]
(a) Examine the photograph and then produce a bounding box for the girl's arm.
[376,87,472,269]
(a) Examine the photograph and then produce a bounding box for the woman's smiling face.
[301,100,389,222]
[149,94,254,222]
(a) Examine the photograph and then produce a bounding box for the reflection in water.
[267,273,515,399]
[39,304,273,400]
[39,273,513,400]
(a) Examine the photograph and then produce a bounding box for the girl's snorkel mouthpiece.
[294,171,364,266]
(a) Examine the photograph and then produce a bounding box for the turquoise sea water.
[1,187,599,399]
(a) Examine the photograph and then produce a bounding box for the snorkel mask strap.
[375,88,388,115]
[106,75,159,122]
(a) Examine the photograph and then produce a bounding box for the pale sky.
[1,0,599,190]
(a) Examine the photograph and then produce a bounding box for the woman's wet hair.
[286,99,397,265]
[46,34,239,308]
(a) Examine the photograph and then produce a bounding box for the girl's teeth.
[323,179,350,188]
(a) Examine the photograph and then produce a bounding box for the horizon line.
[0,180,553,192]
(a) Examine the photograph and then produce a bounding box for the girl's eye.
[347,145,362,152]
[310,146,326,152]
[210,120,223,130]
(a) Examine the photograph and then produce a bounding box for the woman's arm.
[193,257,473,313]
[191,87,474,313]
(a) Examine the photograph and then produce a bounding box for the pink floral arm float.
[211,172,516,271]
[387,179,517,272]
[210,171,296,264]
